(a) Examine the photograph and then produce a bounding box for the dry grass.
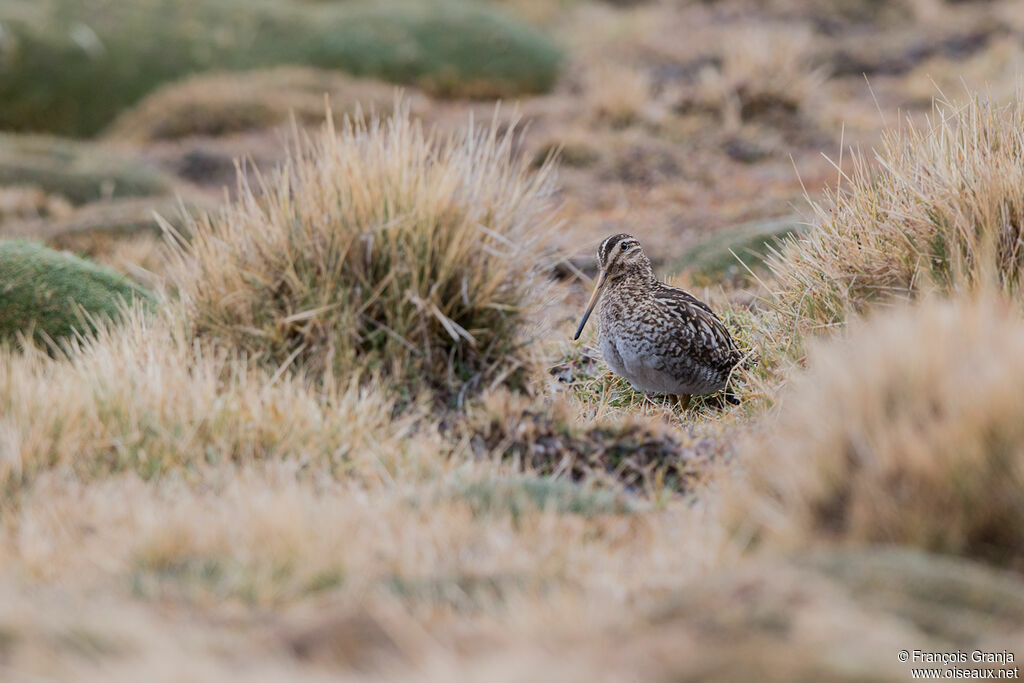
[0,462,729,679]
[0,185,72,224]
[771,95,1024,330]
[0,309,425,487]
[583,62,652,127]
[168,102,559,402]
[2,462,715,604]
[726,294,1024,570]
[106,67,429,142]
[691,24,825,130]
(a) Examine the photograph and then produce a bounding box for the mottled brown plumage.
[574,234,743,406]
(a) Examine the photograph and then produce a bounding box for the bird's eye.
[620,242,629,251]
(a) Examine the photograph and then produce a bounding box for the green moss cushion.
[0,240,153,344]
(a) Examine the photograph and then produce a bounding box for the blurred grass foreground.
[0,0,563,136]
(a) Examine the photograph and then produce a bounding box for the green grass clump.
[0,0,562,137]
[0,134,172,205]
[0,240,152,344]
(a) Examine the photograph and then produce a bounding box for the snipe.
[573,234,743,409]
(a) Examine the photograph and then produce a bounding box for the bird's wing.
[652,283,743,364]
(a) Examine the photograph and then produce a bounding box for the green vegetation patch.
[671,216,804,285]
[0,0,562,137]
[0,240,153,345]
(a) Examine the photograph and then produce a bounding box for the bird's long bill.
[573,270,608,340]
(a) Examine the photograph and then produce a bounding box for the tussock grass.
[727,295,1024,569]
[169,104,559,401]
[106,68,425,143]
[771,96,1024,329]
[693,25,824,128]
[584,62,652,127]
[0,309,421,486]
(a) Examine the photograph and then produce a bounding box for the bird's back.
[599,280,742,395]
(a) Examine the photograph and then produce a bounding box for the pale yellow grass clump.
[0,309,424,486]
[695,25,824,128]
[106,67,428,142]
[584,62,652,127]
[727,295,1024,569]
[169,103,559,400]
[772,96,1024,329]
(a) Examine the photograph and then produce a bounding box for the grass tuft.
[726,295,1024,570]
[169,103,559,401]
[0,309,420,486]
[691,24,825,129]
[105,67,425,143]
[771,95,1024,330]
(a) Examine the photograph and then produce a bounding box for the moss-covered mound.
[0,0,562,137]
[0,240,153,344]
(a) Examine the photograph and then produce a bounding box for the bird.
[573,233,744,410]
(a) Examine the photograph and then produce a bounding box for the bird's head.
[573,234,653,340]
[596,233,651,278]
